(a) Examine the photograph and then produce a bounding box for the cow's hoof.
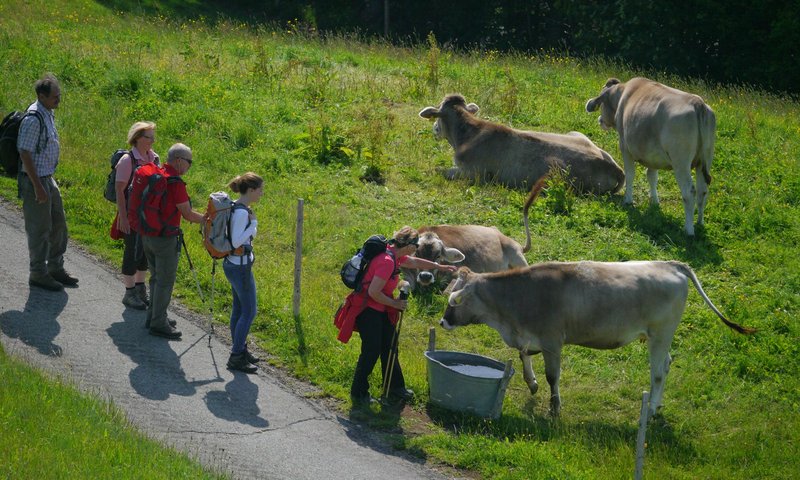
[549,396,561,417]
[528,382,539,395]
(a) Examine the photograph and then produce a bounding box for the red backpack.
[127,162,184,236]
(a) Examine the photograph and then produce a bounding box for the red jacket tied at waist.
[334,291,400,344]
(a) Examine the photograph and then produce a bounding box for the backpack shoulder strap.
[228,201,253,239]
[25,110,47,154]
[387,249,398,276]
[124,150,136,188]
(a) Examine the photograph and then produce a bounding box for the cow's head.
[419,94,480,142]
[585,78,622,131]
[412,231,465,287]
[440,267,481,330]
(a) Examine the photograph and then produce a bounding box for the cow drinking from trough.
[586,77,717,236]
[440,262,755,416]
[419,94,624,194]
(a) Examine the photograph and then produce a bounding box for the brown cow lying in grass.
[420,94,624,194]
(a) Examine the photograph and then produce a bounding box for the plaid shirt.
[17,101,60,177]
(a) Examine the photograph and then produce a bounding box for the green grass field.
[1,1,798,478]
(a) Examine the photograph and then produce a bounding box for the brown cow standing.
[586,77,717,236]
[420,94,624,194]
[440,262,755,417]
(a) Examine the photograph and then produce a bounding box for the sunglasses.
[178,157,192,165]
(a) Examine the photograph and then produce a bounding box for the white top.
[227,206,257,265]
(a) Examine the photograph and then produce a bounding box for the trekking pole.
[181,234,212,342]
[381,285,409,402]
[208,258,217,346]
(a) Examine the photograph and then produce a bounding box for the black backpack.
[103,149,159,202]
[103,149,132,202]
[0,110,46,177]
[340,234,395,292]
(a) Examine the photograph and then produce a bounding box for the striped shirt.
[17,101,60,177]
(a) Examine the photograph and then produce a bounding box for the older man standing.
[136,143,204,340]
[17,73,78,291]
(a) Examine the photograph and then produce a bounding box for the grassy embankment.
[1,1,798,478]
[0,344,226,478]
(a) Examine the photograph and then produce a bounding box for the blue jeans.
[223,259,257,354]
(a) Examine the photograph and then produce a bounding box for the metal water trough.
[425,327,514,419]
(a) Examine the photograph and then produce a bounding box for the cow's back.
[454,117,622,192]
[478,261,690,347]
[618,79,713,168]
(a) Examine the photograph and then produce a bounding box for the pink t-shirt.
[115,147,158,185]
[362,246,407,312]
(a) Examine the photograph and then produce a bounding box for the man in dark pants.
[137,143,204,340]
[17,73,78,291]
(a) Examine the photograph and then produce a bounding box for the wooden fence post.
[634,391,650,480]
[292,199,304,319]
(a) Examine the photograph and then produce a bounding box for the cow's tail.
[522,176,548,253]
[696,102,716,186]
[673,261,756,335]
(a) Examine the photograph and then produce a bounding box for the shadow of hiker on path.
[106,310,222,401]
[0,288,67,357]
[205,372,269,428]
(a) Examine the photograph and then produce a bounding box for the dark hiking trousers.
[350,307,405,399]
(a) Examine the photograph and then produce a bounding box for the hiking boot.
[144,318,176,329]
[149,325,182,340]
[244,348,261,364]
[135,283,149,306]
[227,353,258,374]
[388,388,415,402]
[49,269,78,287]
[122,289,147,310]
[350,394,378,408]
[29,273,64,292]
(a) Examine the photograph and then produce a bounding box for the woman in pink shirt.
[114,121,159,310]
[350,226,456,407]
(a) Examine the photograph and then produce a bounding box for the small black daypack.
[0,110,46,177]
[104,150,160,203]
[103,149,131,202]
[340,234,395,292]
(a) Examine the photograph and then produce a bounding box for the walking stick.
[208,258,218,345]
[181,234,214,344]
[381,286,409,403]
